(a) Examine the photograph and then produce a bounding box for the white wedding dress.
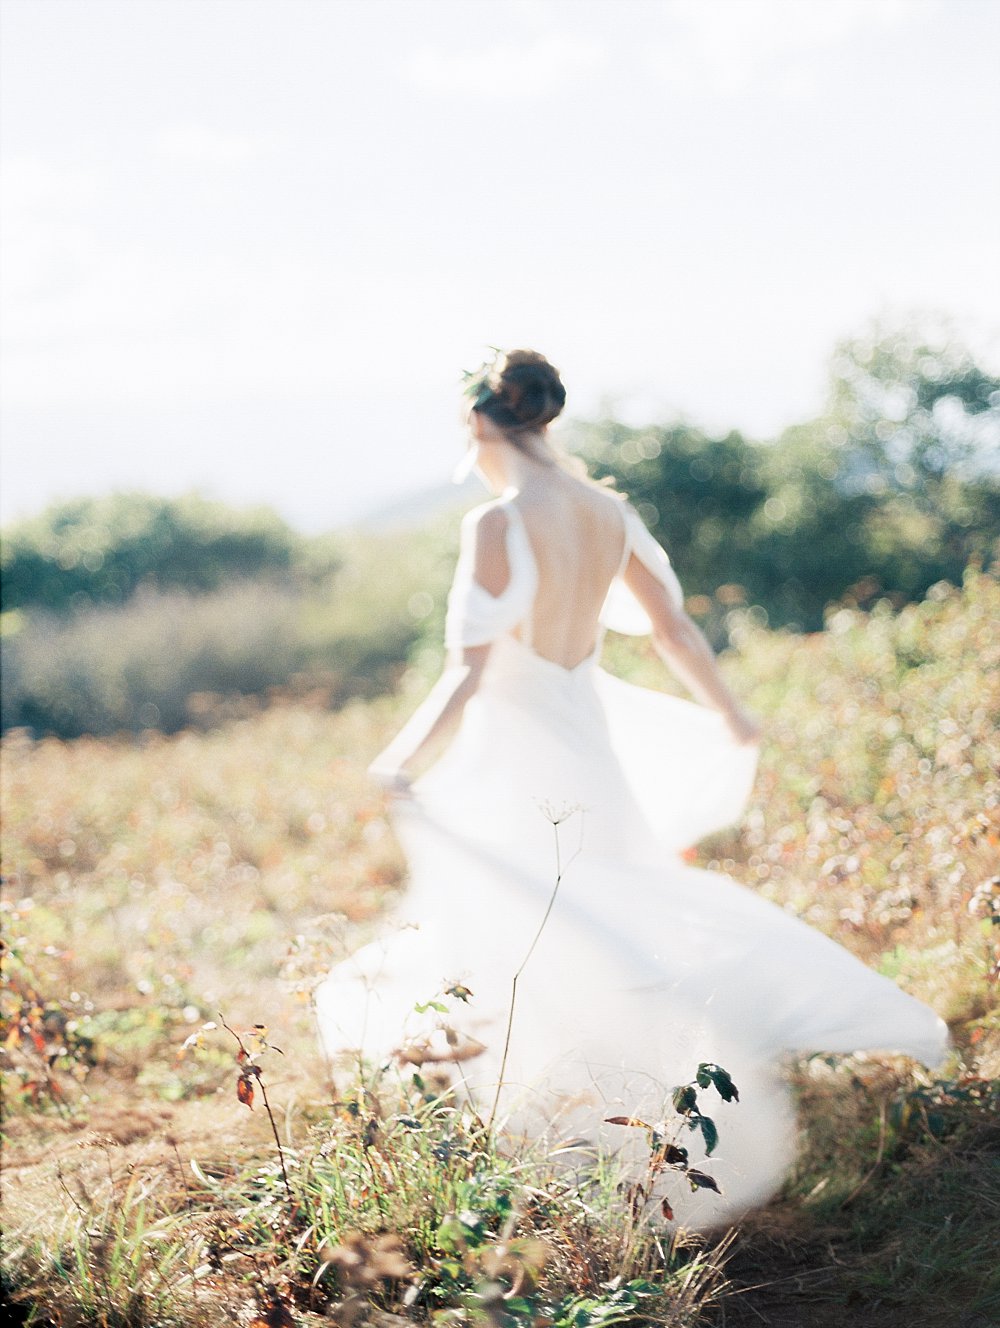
[315,500,948,1227]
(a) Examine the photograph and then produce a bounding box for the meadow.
[2,571,998,1327]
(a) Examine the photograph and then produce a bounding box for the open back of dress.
[315,494,948,1229]
[504,488,629,669]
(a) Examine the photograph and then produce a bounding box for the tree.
[0,492,332,614]
[570,417,768,601]
[754,322,1000,622]
[570,320,1000,632]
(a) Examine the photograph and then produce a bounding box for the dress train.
[315,505,948,1227]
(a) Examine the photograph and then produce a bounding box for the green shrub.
[0,520,457,738]
[572,322,1000,633]
[2,582,304,735]
[0,491,328,613]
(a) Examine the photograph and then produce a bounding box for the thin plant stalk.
[487,811,581,1136]
[220,1016,294,1205]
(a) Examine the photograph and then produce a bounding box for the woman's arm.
[368,506,511,790]
[623,553,761,745]
[367,645,491,789]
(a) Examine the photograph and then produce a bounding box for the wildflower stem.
[220,1016,294,1205]
[487,815,576,1136]
[257,1077,294,1206]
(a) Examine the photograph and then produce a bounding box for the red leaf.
[661,1195,674,1220]
[237,1075,254,1109]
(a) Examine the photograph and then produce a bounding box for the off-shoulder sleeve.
[600,504,684,636]
[444,504,538,649]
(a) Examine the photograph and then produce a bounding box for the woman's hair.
[465,349,567,434]
[463,347,606,484]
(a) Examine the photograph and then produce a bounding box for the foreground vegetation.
[2,572,999,1326]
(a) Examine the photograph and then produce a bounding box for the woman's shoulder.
[594,489,653,537]
[457,503,518,588]
[577,481,637,536]
[462,479,627,540]
[460,498,512,540]
[595,484,631,517]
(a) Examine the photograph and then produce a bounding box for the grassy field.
[2,572,998,1327]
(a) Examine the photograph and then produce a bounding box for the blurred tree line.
[1,320,997,736]
[0,491,341,614]
[1,496,455,737]
[572,323,999,633]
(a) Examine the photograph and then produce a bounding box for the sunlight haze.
[2,0,998,530]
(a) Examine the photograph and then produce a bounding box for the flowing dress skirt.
[315,635,948,1227]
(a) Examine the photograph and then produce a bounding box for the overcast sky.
[2,0,998,530]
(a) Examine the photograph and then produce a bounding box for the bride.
[315,349,948,1227]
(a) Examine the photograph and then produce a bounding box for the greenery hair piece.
[461,347,504,410]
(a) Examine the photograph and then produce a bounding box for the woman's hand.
[724,707,762,747]
[368,765,414,800]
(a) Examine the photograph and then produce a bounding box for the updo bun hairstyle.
[463,348,567,436]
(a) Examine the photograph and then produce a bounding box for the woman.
[315,350,947,1227]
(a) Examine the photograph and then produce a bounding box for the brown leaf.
[237,1074,254,1109]
[604,1116,651,1129]
[661,1195,674,1220]
[394,1033,486,1065]
[622,1181,646,1217]
[248,1284,295,1327]
[248,1316,293,1328]
[651,1142,688,1172]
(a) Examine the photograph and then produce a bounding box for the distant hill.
[352,475,483,533]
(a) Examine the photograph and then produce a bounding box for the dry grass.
[2,572,998,1325]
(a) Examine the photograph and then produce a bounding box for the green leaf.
[672,1084,698,1114]
[687,1167,721,1194]
[696,1062,739,1102]
[504,1296,535,1316]
[708,1065,740,1102]
[698,1115,719,1156]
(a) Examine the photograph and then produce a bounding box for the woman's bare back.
[507,475,627,669]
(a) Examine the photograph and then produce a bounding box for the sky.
[2,0,998,531]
